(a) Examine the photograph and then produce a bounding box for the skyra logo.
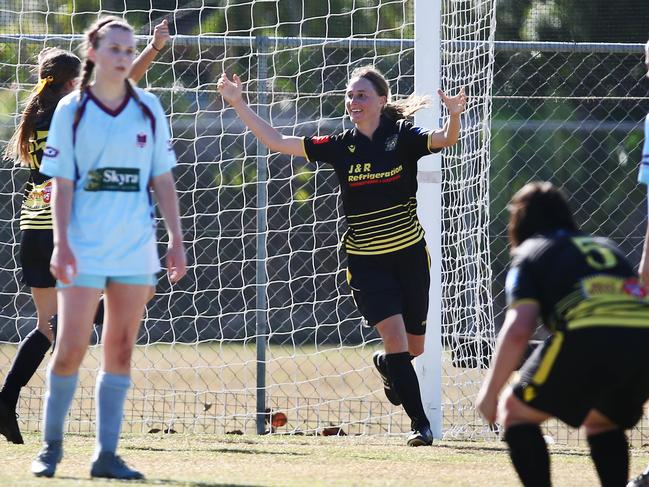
[103,169,139,186]
[85,167,140,192]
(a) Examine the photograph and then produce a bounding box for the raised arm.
[129,19,170,84]
[429,87,467,149]
[217,73,306,158]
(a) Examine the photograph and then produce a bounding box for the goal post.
[413,0,443,439]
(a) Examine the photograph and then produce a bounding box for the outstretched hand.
[438,87,467,116]
[217,73,244,106]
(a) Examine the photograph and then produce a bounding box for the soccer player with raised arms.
[218,66,466,446]
[477,182,649,487]
[0,20,170,446]
[29,16,186,479]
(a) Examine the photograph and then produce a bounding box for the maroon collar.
[86,88,131,117]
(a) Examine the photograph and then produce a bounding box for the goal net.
[0,1,496,439]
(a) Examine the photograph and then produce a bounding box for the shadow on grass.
[126,445,308,456]
[434,441,592,457]
[54,477,263,487]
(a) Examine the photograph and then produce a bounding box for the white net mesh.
[440,1,496,439]
[0,0,496,438]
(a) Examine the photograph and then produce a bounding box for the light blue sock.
[94,371,130,457]
[43,367,79,443]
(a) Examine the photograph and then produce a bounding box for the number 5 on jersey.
[571,237,617,270]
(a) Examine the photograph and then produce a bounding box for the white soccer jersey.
[40,87,176,276]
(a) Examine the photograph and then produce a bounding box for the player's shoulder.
[396,118,413,130]
[311,129,352,144]
[395,117,428,136]
[512,231,571,264]
[135,87,163,110]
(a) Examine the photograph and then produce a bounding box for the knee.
[52,346,85,374]
[583,413,618,436]
[114,347,133,369]
[104,333,135,370]
[408,344,424,357]
[381,332,408,353]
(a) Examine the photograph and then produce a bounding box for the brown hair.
[74,16,153,138]
[4,48,80,166]
[349,65,431,120]
[507,181,578,248]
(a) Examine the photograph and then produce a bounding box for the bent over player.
[219,65,466,446]
[477,182,649,487]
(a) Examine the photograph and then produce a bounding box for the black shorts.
[513,327,649,429]
[346,240,430,335]
[20,229,56,288]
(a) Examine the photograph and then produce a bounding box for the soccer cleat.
[406,424,433,447]
[628,469,649,487]
[372,351,401,406]
[91,452,144,480]
[0,397,24,444]
[31,440,63,477]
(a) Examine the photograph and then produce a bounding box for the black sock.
[587,429,628,487]
[0,328,52,409]
[504,424,551,487]
[385,352,429,430]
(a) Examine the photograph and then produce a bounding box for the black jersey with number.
[302,116,440,255]
[20,109,55,230]
[506,230,649,332]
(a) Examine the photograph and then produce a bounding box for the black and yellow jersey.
[506,230,649,332]
[303,116,440,255]
[20,109,55,230]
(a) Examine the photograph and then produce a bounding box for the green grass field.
[2,432,648,486]
[3,342,649,486]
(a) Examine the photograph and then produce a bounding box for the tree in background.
[497,0,649,43]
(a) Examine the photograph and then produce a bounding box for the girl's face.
[345,77,386,126]
[89,27,136,84]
